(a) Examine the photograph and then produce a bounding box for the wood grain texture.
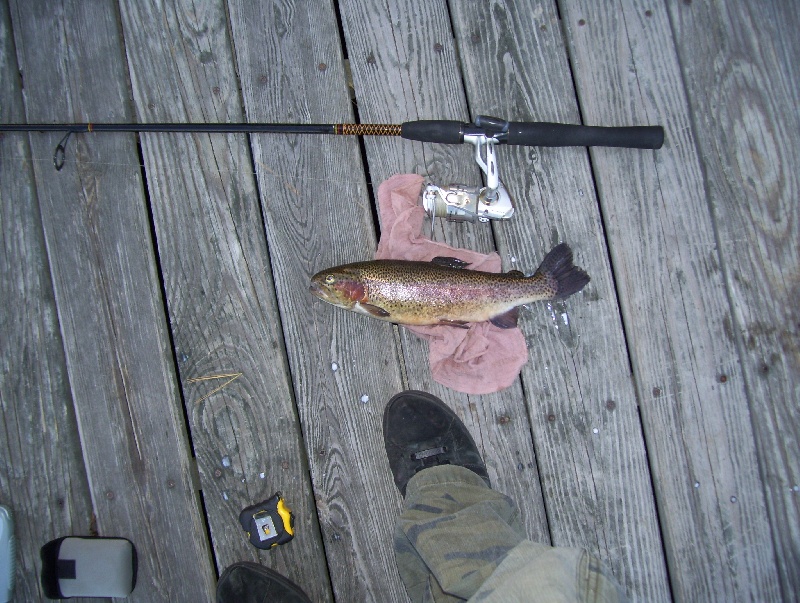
[565,2,777,600]
[338,0,494,255]
[448,1,670,600]
[0,6,96,601]
[116,2,332,598]
[666,1,799,600]
[338,0,550,544]
[8,1,216,599]
[2,1,792,599]
[227,1,409,600]
[337,0,477,220]
[561,2,782,600]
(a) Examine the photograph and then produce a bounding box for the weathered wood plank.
[337,0,482,247]
[560,2,782,600]
[338,0,550,543]
[666,1,800,600]
[448,1,670,600]
[116,2,332,598]
[228,1,409,600]
[9,1,216,599]
[4,1,793,600]
[0,6,96,601]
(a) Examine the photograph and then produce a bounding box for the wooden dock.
[1,1,797,601]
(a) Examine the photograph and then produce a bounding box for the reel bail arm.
[421,115,515,225]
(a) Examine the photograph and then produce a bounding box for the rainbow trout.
[309,243,590,328]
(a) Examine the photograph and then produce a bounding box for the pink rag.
[375,174,528,394]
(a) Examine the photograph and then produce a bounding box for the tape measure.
[238,492,294,549]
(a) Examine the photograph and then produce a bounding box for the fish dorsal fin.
[506,269,525,277]
[430,256,471,269]
[490,307,519,329]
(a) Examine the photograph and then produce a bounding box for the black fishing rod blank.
[0,116,664,223]
[1,117,663,147]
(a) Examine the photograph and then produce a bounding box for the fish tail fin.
[534,243,590,300]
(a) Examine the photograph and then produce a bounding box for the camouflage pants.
[394,466,626,603]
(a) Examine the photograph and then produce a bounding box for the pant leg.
[467,541,626,603]
[394,465,526,602]
[393,465,625,603]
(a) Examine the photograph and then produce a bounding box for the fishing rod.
[1,116,664,223]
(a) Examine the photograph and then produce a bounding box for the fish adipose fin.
[535,243,591,300]
[430,257,471,269]
[490,307,519,329]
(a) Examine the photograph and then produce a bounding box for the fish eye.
[324,274,335,284]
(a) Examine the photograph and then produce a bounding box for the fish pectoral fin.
[437,319,471,329]
[430,256,471,269]
[490,308,519,329]
[359,302,391,318]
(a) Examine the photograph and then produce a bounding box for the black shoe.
[383,390,490,496]
[217,562,311,603]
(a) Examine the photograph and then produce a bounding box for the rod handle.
[506,122,664,149]
[400,120,464,144]
[400,119,664,149]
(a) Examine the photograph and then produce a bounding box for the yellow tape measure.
[239,492,295,549]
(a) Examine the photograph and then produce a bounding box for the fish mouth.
[309,281,353,310]
[309,281,341,306]
[309,281,327,300]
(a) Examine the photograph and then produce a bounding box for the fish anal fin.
[359,303,391,318]
[431,256,471,269]
[490,307,519,329]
